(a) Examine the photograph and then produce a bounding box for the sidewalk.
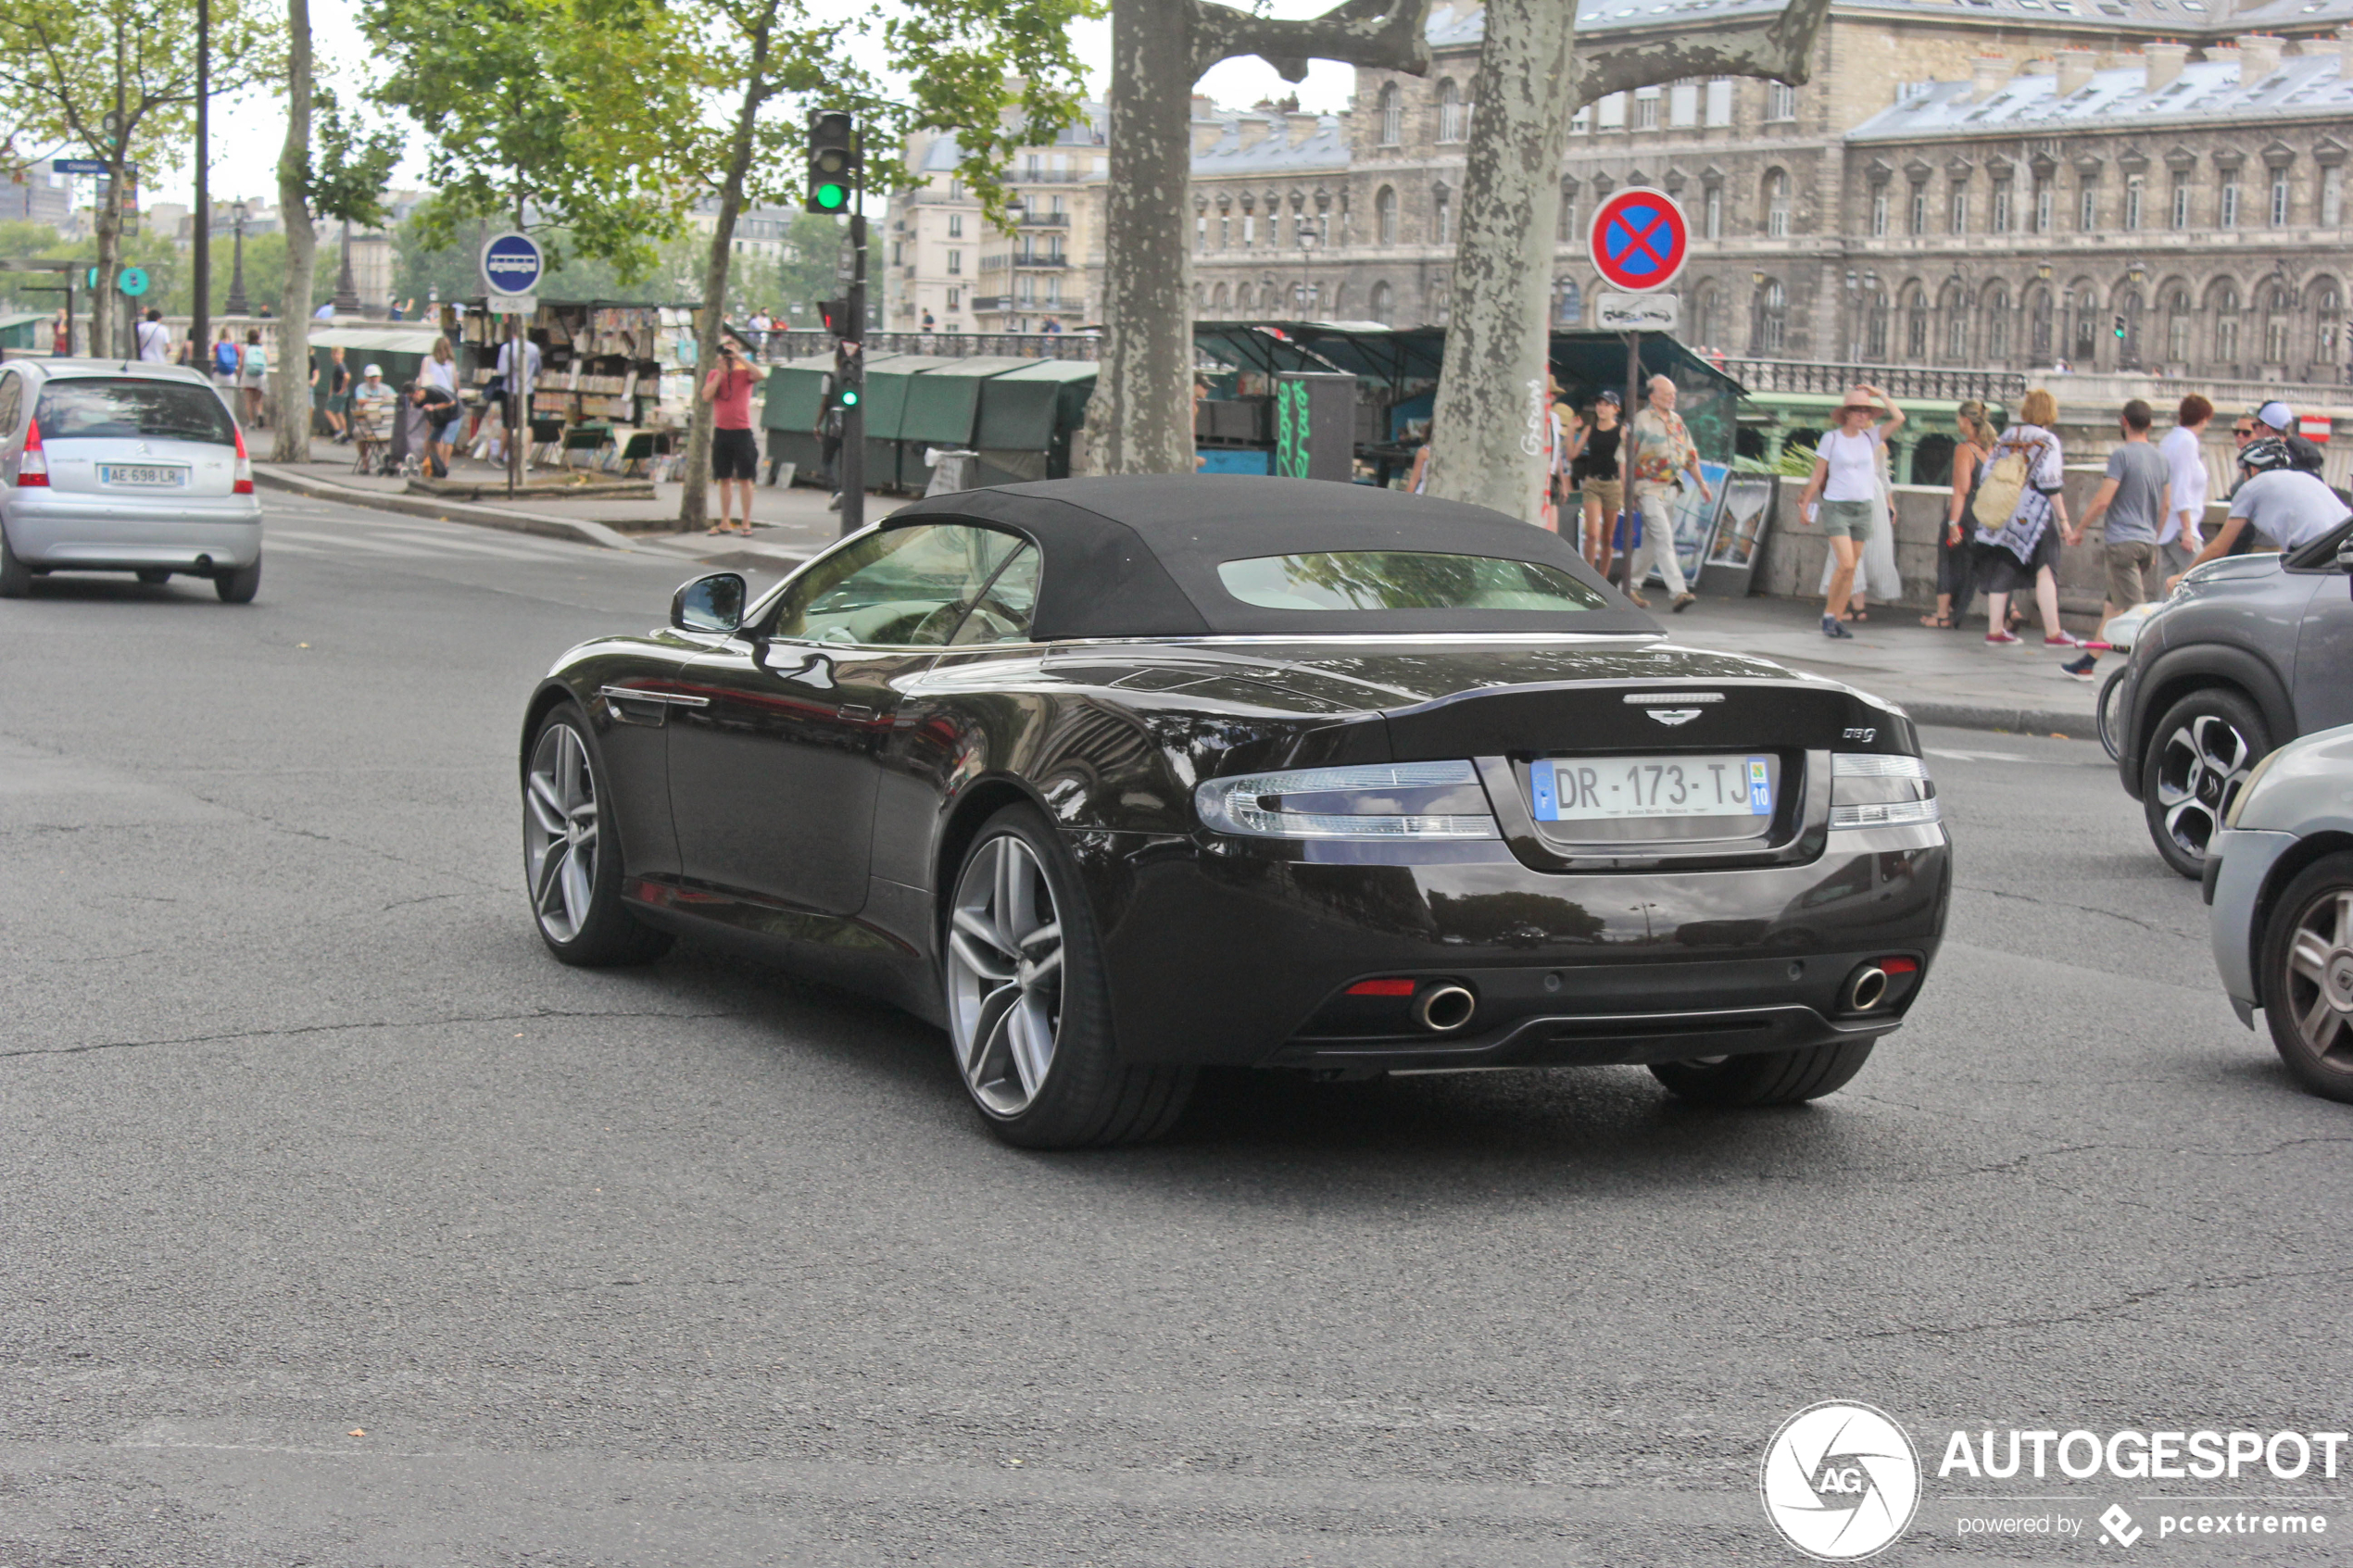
[254,437,879,567]
[1663,594,2102,737]
[252,446,2102,737]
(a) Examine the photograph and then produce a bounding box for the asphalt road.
[3,495,2347,1565]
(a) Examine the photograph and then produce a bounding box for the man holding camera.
[701,336,769,537]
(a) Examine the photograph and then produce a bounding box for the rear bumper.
[1076,822,1951,1068]
[5,494,263,571]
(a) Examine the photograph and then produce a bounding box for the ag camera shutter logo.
[1760,1401,1921,1561]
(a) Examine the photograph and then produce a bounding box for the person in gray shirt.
[2061,399,2171,680]
[2170,438,2353,585]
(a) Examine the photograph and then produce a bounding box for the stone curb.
[253,464,648,552]
[1901,699,2100,740]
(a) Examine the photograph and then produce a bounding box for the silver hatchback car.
[0,358,263,602]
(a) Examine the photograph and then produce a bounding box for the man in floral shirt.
[1625,374,1712,611]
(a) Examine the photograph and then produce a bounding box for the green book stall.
[855,355,959,492]
[760,354,839,483]
[898,357,1029,492]
[973,359,1097,486]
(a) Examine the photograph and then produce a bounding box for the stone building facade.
[883,116,1110,336]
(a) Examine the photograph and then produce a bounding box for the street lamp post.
[333,219,360,314]
[1296,215,1322,319]
[223,200,251,317]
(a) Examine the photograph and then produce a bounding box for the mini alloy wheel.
[2144,690,2268,879]
[522,709,672,966]
[2262,854,2353,1103]
[947,830,1064,1117]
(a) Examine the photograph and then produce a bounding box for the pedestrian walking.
[1972,387,2075,649]
[51,308,69,357]
[238,330,269,429]
[2157,394,2212,577]
[1572,390,1623,581]
[1922,399,1994,629]
[1795,384,1904,639]
[321,346,352,443]
[1626,374,1710,611]
[408,381,460,479]
[2058,399,2171,682]
[701,336,768,537]
[133,308,170,362]
[211,328,243,394]
[421,338,461,470]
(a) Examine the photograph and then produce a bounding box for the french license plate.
[101,465,187,487]
[1531,754,1772,822]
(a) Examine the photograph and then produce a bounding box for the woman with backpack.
[211,328,243,393]
[239,330,269,429]
[1972,387,2077,649]
[1921,399,1996,628]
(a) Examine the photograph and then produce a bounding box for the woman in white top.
[1794,384,1905,639]
[2155,393,2212,575]
[423,338,462,471]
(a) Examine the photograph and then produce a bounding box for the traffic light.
[806,111,857,214]
[2113,315,2126,340]
[816,298,849,335]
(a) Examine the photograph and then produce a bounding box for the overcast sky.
[142,0,1359,212]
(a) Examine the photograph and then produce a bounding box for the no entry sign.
[1588,190,1689,294]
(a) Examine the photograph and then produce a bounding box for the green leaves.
[308,87,402,229]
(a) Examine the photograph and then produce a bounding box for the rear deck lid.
[31,376,241,498]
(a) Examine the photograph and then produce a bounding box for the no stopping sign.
[1588,190,1690,293]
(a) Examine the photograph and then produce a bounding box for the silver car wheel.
[2284,887,2353,1067]
[2154,712,2255,862]
[524,722,599,944]
[946,833,1063,1117]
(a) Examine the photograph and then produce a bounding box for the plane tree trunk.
[271,0,315,465]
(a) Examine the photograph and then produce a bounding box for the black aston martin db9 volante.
[520,478,1949,1147]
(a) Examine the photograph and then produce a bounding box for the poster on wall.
[1698,472,1778,597]
[1645,460,1730,589]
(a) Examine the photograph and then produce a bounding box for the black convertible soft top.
[887,477,1659,640]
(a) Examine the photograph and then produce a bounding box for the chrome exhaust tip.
[1414,983,1477,1034]
[1844,966,1889,1012]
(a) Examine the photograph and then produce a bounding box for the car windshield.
[772,523,1026,646]
[34,378,237,445]
[1216,551,1610,613]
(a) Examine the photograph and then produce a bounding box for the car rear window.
[1216,551,1611,613]
[34,378,237,445]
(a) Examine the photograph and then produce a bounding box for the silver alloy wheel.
[2153,713,2256,862]
[945,833,1063,1116]
[2283,885,2353,1069]
[524,723,599,944]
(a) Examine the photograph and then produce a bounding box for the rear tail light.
[1195,760,1499,840]
[1346,978,1418,997]
[17,416,47,486]
[233,424,254,495]
[1829,753,1938,828]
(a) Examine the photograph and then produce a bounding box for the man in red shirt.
[700,335,769,536]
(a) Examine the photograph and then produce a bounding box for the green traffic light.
[840,388,860,407]
[814,182,848,210]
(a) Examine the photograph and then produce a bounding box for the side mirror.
[671,572,747,634]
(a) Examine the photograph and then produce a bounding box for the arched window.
[2263,280,2295,363]
[1378,83,1402,147]
[2313,282,2343,368]
[2210,280,2241,363]
[1212,282,1229,312]
[1234,282,1252,316]
[1751,277,1787,354]
[1369,280,1393,323]
[1432,273,1451,326]
[2070,288,2099,363]
[1433,182,1453,246]
[1557,180,1580,241]
[1691,283,1715,346]
[1327,281,1347,316]
[1192,282,1204,310]
[1866,289,1890,361]
[1941,283,1967,361]
[1983,283,2010,360]
[2164,285,2192,362]
[1905,285,1929,358]
[1376,185,1398,245]
[2027,286,2053,362]
[1764,169,1791,238]
[2118,287,2145,370]
[1555,278,1583,325]
[1437,80,1466,144]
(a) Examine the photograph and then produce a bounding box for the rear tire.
[942,803,1194,1148]
[1649,1040,1877,1106]
[2259,852,2353,1104]
[523,705,674,967]
[0,529,29,598]
[215,555,261,604]
[2142,687,2268,878]
[2095,667,2128,761]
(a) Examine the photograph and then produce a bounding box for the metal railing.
[1718,357,2029,404]
[766,329,1101,362]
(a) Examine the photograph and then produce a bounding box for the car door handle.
[837,704,877,722]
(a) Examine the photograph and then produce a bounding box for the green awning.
[860,355,962,441]
[761,354,836,430]
[975,359,1096,450]
[900,357,1031,446]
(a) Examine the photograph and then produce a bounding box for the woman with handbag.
[1972,388,2077,648]
[1921,399,1996,628]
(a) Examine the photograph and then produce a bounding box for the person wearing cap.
[2171,436,2352,587]
[1795,383,1905,639]
[1626,375,1712,611]
[1571,389,1624,580]
[2253,398,2330,477]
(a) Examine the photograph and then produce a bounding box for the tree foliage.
[307,87,402,229]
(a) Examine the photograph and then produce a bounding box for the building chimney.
[1189,94,1214,119]
[2237,33,2284,80]
[1236,115,1274,151]
[2055,47,2099,97]
[2143,41,2189,93]
[1193,118,1227,157]
[1970,56,2013,101]
[1288,112,1322,147]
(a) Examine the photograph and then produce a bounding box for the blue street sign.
[54,158,108,175]
[118,267,148,298]
[480,231,546,296]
